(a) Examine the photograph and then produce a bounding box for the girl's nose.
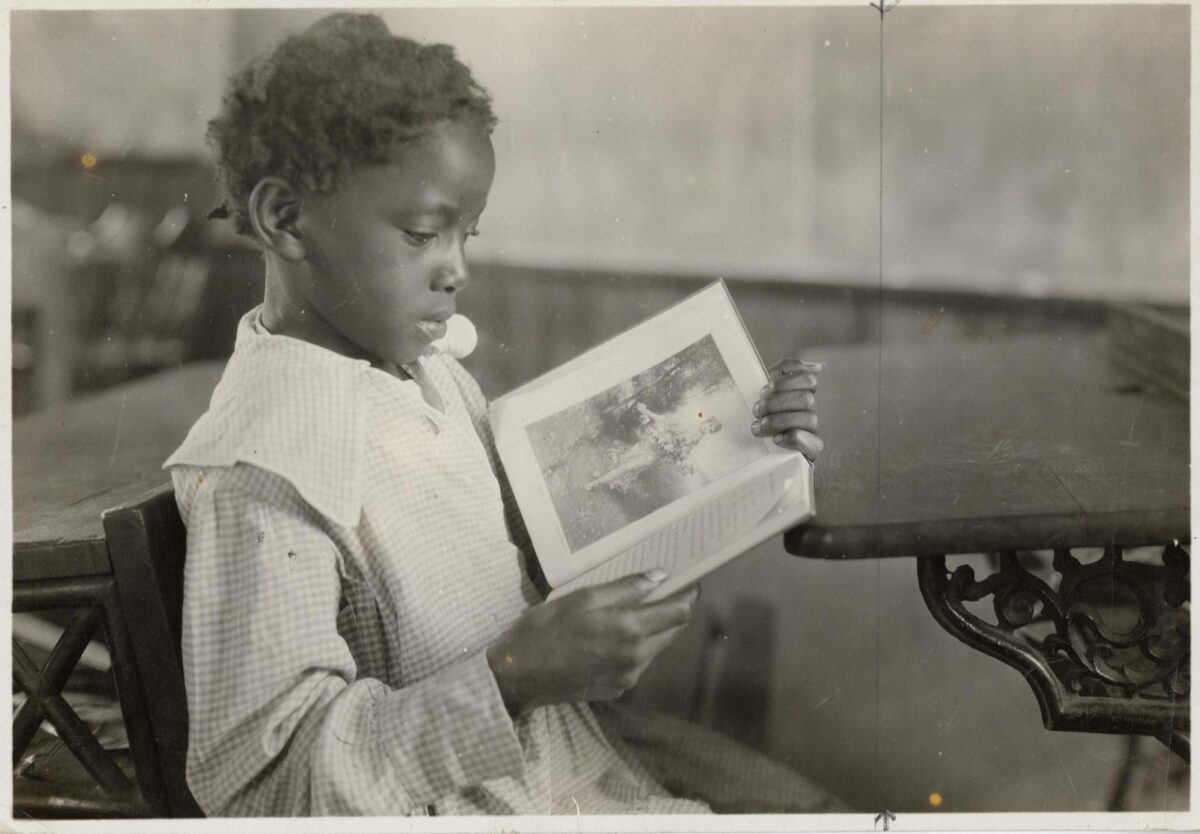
[434,243,470,293]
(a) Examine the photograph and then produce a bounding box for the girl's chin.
[379,327,443,367]
[416,319,448,341]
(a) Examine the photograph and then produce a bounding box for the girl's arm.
[174,464,525,816]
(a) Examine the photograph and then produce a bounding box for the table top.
[784,332,1190,558]
[13,362,225,582]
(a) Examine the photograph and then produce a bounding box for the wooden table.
[12,362,225,816]
[784,333,1190,754]
[14,363,225,584]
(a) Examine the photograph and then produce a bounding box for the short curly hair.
[206,12,498,236]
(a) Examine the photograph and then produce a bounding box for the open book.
[490,281,815,602]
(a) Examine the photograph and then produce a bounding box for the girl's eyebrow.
[407,200,488,222]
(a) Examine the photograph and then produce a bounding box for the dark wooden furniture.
[100,487,204,816]
[13,573,150,816]
[784,332,1189,756]
[13,362,224,816]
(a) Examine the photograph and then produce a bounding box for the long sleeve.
[173,464,526,816]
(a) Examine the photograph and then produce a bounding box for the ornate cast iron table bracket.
[917,545,1189,761]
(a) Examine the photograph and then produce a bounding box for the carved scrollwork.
[918,545,1189,751]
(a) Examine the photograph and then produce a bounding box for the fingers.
[768,358,825,380]
[633,622,689,665]
[623,585,699,635]
[573,575,696,637]
[581,569,667,608]
[764,372,820,395]
[502,577,700,711]
[753,389,815,417]
[590,618,692,701]
[752,409,817,437]
[773,428,824,461]
[755,358,822,460]
[765,358,824,398]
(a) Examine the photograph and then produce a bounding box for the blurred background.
[9,3,1189,816]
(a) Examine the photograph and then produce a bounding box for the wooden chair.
[99,485,204,817]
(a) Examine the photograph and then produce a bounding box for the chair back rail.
[101,485,204,817]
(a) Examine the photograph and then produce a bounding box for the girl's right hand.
[486,571,699,716]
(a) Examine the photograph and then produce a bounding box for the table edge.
[784,507,1191,558]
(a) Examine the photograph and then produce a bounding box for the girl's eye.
[403,230,437,246]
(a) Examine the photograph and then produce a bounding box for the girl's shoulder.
[165,336,372,527]
[169,460,324,532]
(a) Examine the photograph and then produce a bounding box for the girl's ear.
[248,178,305,261]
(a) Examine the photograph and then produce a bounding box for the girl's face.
[294,118,495,369]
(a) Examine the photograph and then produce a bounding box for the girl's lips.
[417,319,448,340]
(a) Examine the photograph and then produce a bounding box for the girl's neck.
[260,263,445,410]
[260,267,366,362]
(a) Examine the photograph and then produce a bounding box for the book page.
[549,454,810,600]
[492,281,792,589]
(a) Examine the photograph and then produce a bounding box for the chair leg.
[13,638,133,793]
[12,576,153,817]
[12,607,103,760]
[693,597,776,749]
[1106,735,1140,812]
[97,581,171,814]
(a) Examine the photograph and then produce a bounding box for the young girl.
[166,12,829,817]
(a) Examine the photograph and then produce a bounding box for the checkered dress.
[165,309,711,817]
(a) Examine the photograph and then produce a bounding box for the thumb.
[588,569,668,607]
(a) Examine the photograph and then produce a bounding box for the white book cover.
[490,281,815,602]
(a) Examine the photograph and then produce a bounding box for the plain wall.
[11,5,1189,301]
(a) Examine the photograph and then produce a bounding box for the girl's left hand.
[751,359,824,462]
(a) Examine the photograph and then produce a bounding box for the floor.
[630,540,1190,814]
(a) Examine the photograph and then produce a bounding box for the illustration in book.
[491,281,815,600]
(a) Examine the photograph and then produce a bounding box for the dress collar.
[163,306,372,526]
